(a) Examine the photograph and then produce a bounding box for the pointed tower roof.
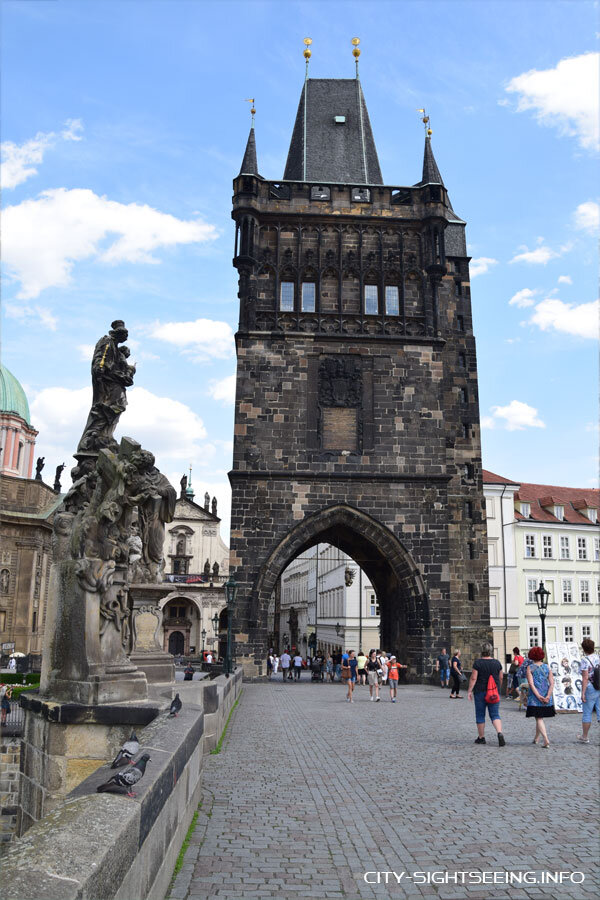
[283,78,382,184]
[420,135,444,186]
[239,124,259,176]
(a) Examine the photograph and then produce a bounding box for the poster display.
[546,642,583,712]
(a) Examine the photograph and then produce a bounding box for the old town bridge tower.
[229,69,490,679]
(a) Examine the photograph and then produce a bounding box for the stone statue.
[76,320,136,454]
[179,474,187,499]
[212,561,219,578]
[203,559,211,578]
[129,448,177,581]
[204,491,210,511]
[211,496,217,517]
[35,457,45,480]
[53,463,65,492]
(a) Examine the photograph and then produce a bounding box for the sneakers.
[391,697,396,702]
[375,697,381,702]
[369,696,374,701]
[498,733,506,747]
[474,737,486,744]
[577,735,590,743]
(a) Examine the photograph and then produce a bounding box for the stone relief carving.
[318,357,362,407]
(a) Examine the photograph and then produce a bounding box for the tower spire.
[239,101,259,176]
[417,110,444,186]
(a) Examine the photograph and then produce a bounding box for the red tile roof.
[483,470,599,526]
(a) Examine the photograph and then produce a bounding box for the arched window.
[364,284,378,315]
[280,280,295,311]
[384,285,400,316]
[16,443,23,470]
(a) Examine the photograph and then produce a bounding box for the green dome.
[0,364,31,425]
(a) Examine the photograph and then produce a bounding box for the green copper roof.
[0,364,31,425]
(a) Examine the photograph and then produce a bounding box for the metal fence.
[1,702,24,736]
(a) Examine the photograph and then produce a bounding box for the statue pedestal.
[41,559,147,705]
[129,587,175,683]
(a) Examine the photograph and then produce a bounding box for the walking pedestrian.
[333,650,342,682]
[342,651,357,702]
[449,649,463,699]
[0,684,12,726]
[271,653,279,677]
[507,647,524,699]
[366,650,381,702]
[578,638,599,744]
[293,652,303,681]
[378,652,389,686]
[356,650,367,685]
[280,650,291,681]
[325,654,334,682]
[526,646,555,747]
[467,642,506,746]
[436,647,450,688]
[387,656,407,701]
[183,662,195,681]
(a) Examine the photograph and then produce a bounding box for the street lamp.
[201,628,206,654]
[212,612,219,633]
[224,574,237,677]
[335,621,341,636]
[533,580,550,652]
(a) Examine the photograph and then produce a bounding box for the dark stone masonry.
[229,76,489,679]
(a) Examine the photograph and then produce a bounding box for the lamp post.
[533,580,550,653]
[224,574,237,677]
[201,628,206,654]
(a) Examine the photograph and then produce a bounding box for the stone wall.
[3,669,242,900]
[0,736,20,846]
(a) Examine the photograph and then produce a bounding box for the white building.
[279,544,381,655]
[484,470,599,662]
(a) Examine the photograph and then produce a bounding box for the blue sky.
[1,0,598,538]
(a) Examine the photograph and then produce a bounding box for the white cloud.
[529,298,598,339]
[149,318,234,361]
[505,52,599,151]
[2,187,218,299]
[573,200,599,234]
[510,243,557,265]
[470,257,498,277]
[509,288,538,308]
[4,302,58,330]
[77,344,95,361]
[557,275,572,285]
[1,119,83,190]
[487,400,546,432]
[208,374,236,405]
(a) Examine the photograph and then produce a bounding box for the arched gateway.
[229,72,490,679]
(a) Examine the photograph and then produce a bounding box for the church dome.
[0,363,31,425]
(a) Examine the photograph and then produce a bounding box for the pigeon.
[96,753,151,797]
[169,693,182,717]
[110,731,140,768]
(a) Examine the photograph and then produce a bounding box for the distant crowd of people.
[266,638,600,745]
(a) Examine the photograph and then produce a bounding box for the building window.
[577,537,588,560]
[554,505,564,520]
[459,387,468,404]
[564,625,574,642]
[0,569,9,594]
[385,285,399,316]
[457,315,464,331]
[458,352,466,368]
[462,422,470,439]
[465,501,473,519]
[560,536,570,559]
[527,578,538,604]
[528,625,539,647]
[580,579,590,603]
[582,625,592,639]
[562,579,573,604]
[468,542,475,560]
[455,281,463,298]
[32,611,37,633]
[587,508,597,523]
[369,593,380,617]
[542,535,553,559]
[364,284,378,315]
[280,281,295,311]
[301,282,316,312]
[595,537,600,561]
[524,534,536,558]
[468,583,475,602]
[520,502,530,517]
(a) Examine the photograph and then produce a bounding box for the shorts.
[357,668,366,677]
[473,690,500,724]
[439,667,450,681]
[388,679,399,690]
[582,685,600,723]
[367,671,379,686]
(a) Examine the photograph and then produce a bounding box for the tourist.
[271,653,279,677]
[325,654,334,682]
[184,662,195,681]
[267,654,273,679]
[449,649,463,699]
[366,650,381,702]
[341,651,357,702]
[387,656,407,702]
[333,650,342,682]
[578,638,600,744]
[378,651,389,685]
[507,646,524,699]
[205,651,213,664]
[435,647,450,688]
[526,646,555,748]
[0,684,12,726]
[467,642,505,746]
[356,650,367,685]
[293,651,303,681]
[280,649,291,681]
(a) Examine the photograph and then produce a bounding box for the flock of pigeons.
[96,693,182,797]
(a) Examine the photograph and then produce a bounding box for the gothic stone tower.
[229,76,490,679]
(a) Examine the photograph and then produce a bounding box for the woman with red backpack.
[467,642,506,747]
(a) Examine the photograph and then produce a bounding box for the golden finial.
[244,98,256,125]
[303,37,312,78]
[417,108,432,135]
[352,37,361,76]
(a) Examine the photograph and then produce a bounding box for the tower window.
[301,282,316,312]
[457,315,465,331]
[460,387,468,404]
[364,284,378,315]
[455,281,463,297]
[280,281,295,311]
[385,285,400,316]
[462,422,470,439]
[458,352,466,368]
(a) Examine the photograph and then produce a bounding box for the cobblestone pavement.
[169,677,600,900]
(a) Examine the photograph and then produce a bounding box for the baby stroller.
[311,657,324,682]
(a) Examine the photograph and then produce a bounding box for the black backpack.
[590,658,600,691]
